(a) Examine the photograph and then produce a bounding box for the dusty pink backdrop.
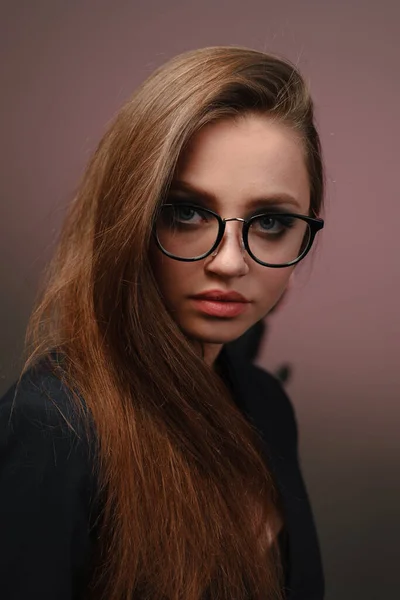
[1,1,399,598]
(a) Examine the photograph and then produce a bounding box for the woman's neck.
[189,340,224,369]
[204,343,223,368]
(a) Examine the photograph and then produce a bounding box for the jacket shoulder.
[0,355,94,477]
[2,353,87,425]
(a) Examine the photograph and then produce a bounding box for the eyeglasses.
[154,203,324,268]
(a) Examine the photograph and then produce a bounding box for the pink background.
[1,2,399,598]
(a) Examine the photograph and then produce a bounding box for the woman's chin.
[180,319,252,346]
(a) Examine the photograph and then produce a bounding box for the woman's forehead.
[173,115,310,213]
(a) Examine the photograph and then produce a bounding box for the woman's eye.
[175,206,197,221]
[253,215,295,234]
[171,204,209,224]
[258,216,281,232]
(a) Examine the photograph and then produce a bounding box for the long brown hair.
[19,46,324,600]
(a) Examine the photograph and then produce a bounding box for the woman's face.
[150,113,310,362]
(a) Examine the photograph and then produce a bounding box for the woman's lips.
[190,297,250,317]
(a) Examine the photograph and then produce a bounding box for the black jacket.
[218,345,324,599]
[0,349,324,599]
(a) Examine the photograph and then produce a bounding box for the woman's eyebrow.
[169,180,214,200]
[169,179,302,210]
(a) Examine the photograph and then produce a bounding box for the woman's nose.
[205,222,249,278]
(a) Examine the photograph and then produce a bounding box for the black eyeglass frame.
[154,203,324,268]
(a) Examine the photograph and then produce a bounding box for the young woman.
[0,46,325,600]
